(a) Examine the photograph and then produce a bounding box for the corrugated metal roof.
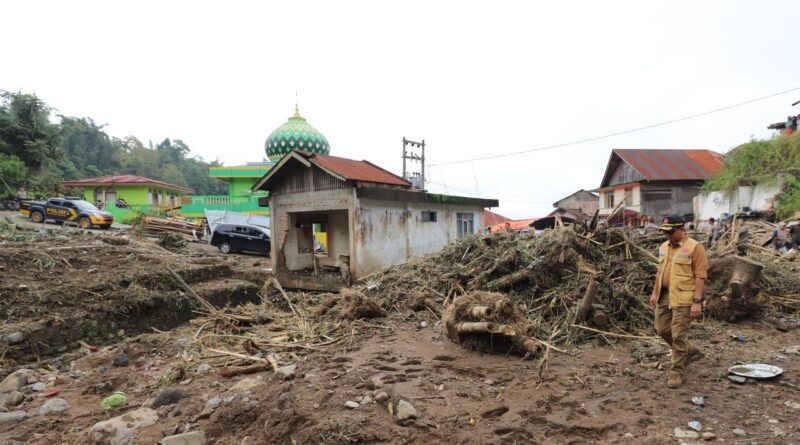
[613,149,723,181]
[483,209,511,228]
[297,151,412,187]
[62,174,193,193]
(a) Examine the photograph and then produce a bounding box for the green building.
[62,174,193,221]
[181,163,272,218]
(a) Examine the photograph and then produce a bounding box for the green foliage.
[775,175,800,219]
[0,90,229,196]
[703,133,800,193]
[0,153,27,195]
[121,211,145,225]
[158,232,187,250]
[703,132,800,219]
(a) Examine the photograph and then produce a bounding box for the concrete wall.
[352,199,483,277]
[269,188,355,272]
[694,183,782,220]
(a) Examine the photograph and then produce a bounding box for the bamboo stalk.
[468,306,494,318]
[571,324,659,339]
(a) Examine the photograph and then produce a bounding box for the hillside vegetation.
[703,132,800,219]
[0,90,228,198]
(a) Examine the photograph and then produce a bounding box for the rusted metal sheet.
[613,149,724,182]
[309,153,412,187]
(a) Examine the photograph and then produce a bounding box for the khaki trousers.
[654,291,692,373]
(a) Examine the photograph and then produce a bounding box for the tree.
[0,153,27,195]
[0,91,62,172]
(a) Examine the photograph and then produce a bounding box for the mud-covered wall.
[270,188,355,272]
[353,199,483,277]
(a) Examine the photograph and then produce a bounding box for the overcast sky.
[2,1,798,218]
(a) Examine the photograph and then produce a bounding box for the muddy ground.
[1,230,800,444]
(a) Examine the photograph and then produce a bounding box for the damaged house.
[253,150,498,291]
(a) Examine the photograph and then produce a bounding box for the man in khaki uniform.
[649,215,708,388]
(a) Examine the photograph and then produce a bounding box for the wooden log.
[219,363,271,378]
[468,306,494,318]
[456,322,496,334]
[521,338,542,354]
[729,256,764,301]
[493,300,515,318]
[485,270,528,291]
[592,311,608,329]
[576,279,599,322]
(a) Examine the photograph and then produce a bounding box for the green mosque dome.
[265,107,330,161]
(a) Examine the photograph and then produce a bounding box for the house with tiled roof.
[253,150,499,291]
[597,149,724,224]
[63,174,192,220]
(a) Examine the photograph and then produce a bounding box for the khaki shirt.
[661,239,708,288]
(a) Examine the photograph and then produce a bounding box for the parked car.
[210,223,270,256]
[20,197,114,229]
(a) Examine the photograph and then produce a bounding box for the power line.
[425,177,557,204]
[430,85,800,167]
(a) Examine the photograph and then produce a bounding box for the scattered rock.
[732,428,746,437]
[153,389,190,407]
[197,396,221,419]
[27,382,47,392]
[161,430,207,445]
[395,400,419,422]
[691,396,705,406]
[0,369,38,393]
[361,395,373,405]
[772,426,785,436]
[785,400,800,410]
[3,332,26,344]
[0,391,24,407]
[90,407,159,445]
[420,321,428,328]
[38,398,71,415]
[768,418,779,424]
[701,432,716,440]
[624,432,634,438]
[674,428,699,439]
[177,339,192,348]
[783,345,800,354]
[375,392,390,403]
[728,375,747,384]
[688,421,702,432]
[228,378,262,394]
[111,354,130,367]
[0,411,28,425]
[196,364,212,373]
[366,376,383,390]
[345,401,360,409]
[276,364,297,380]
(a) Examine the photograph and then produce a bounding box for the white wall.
[353,199,483,277]
[694,183,782,220]
[598,184,641,214]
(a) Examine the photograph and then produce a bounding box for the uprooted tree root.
[315,289,387,320]
[443,292,540,356]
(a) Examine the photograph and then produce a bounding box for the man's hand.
[649,293,658,310]
[690,303,702,319]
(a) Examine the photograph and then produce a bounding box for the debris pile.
[360,224,800,348]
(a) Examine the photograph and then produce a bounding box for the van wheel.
[78,217,92,229]
[219,242,232,254]
[31,211,45,224]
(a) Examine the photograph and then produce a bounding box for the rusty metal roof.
[298,151,412,187]
[62,174,193,193]
[600,149,724,187]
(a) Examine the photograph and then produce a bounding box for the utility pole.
[402,137,425,190]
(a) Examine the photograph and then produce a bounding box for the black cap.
[659,215,685,232]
